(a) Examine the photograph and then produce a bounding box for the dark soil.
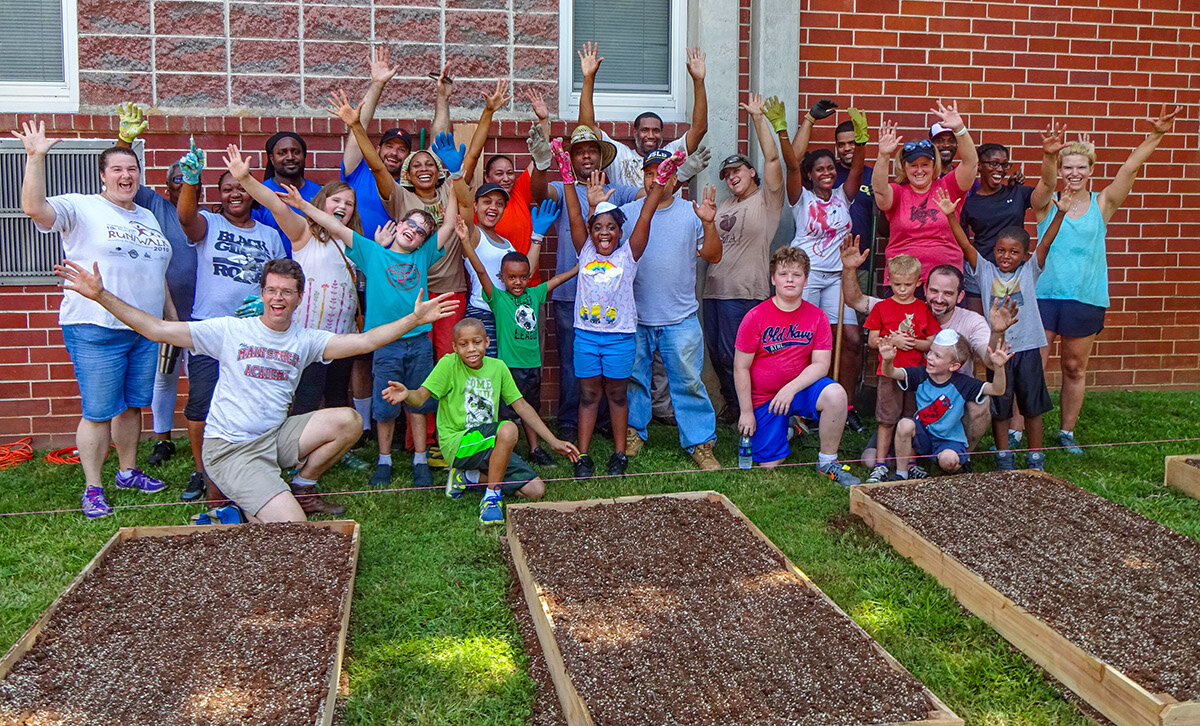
[501,540,565,726]
[867,471,1200,700]
[1186,457,1200,469]
[0,523,355,725]
[509,496,937,725]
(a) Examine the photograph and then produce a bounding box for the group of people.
[13,42,1183,524]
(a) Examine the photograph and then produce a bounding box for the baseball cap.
[718,153,753,179]
[901,139,936,163]
[474,182,510,201]
[641,148,674,169]
[380,128,413,150]
[929,122,952,138]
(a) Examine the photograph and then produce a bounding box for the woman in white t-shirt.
[15,121,173,519]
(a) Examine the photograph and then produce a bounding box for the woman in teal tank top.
[1033,105,1182,453]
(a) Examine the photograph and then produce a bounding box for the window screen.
[0,0,66,84]
[572,0,671,94]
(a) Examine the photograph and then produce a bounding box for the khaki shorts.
[202,412,315,516]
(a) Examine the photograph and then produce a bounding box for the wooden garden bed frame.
[0,520,361,726]
[1164,455,1200,500]
[507,490,962,726]
[851,474,1200,726]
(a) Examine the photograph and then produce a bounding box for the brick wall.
[798,0,1200,390]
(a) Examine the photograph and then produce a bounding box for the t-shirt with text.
[883,174,968,283]
[383,182,465,294]
[863,296,941,372]
[344,231,444,335]
[189,211,287,321]
[547,181,640,303]
[734,298,833,408]
[899,366,986,445]
[422,354,523,462]
[486,282,549,369]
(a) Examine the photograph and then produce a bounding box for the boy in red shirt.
[733,247,859,485]
[863,254,940,482]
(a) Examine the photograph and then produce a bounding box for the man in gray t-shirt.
[622,151,723,469]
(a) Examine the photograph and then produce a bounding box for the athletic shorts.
[502,366,541,422]
[988,348,1053,421]
[202,411,314,516]
[909,418,969,467]
[1039,298,1105,338]
[61,323,156,422]
[453,422,538,497]
[372,335,437,421]
[751,376,837,463]
[573,329,635,379]
[183,352,220,422]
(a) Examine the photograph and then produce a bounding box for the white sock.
[353,398,371,429]
[291,474,316,488]
[817,452,837,466]
[996,449,1011,456]
[1060,429,1072,436]
[465,470,481,484]
[413,451,427,465]
[378,453,392,466]
[484,487,501,500]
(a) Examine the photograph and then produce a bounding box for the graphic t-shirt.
[189,316,335,442]
[574,239,639,334]
[704,183,785,301]
[292,236,358,334]
[135,186,196,321]
[622,197,704,326]
[344,231,444,335]
[548,181,640,303]
[422,354,523,461]
[383,182,465,295]
[900,366,986,445]
[253,177,321,257]
[970,257,1046,353]
[834,163,876,250]
[790,187,852,273]
[734,298,833,407]
[863,297,941,372]
[961,184,1035,266]
[884,174,968,282]
[486,282,549,369]
[189,211,287,321]
[38,194,172,329]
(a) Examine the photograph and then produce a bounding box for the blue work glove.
[431,131,465,175]
[234,294,263,318]
[530,199,559,236]
[177,137,205,185]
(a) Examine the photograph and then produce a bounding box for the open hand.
[326,89,363,127]
[527,124,553,171]
[987,338,1013,369]
[1041,121,1068,156]
[740,92,765,118]
[808,98,838,121]
[931,99,965,132]
[878,338,897,363]
[54,260,104,300]
[877,120,902,157]
[375,220,396,248]
[692,184,717,224]
[431,131,465,174]
[381,380,409,405]
[275,183,307,210]
[762,96,788,133]
[676,146,711,179]
[586,171,613,210]
[11,120,60,157]
[412,289,461,325]
[840,234,868,269]
[686,45,706,80]
[988,295,1020,333]
[848,107,869,144]
[454,215,470,244]
[117,102,148,143]
[1148,104,1184,135]
[578,41,602,78]
[484,79,511,112]
[223,144,253,180]
[531,199,560,236]
[932,187,959,217]
[369,45,401,84]
[235,294,263,318]
[524,88,550,122]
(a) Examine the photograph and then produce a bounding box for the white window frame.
[557,0,689,123]
[0,0,80,113]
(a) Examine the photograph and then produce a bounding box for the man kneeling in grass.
[381,318,579,524]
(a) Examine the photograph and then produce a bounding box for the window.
[558,0,689,122]
[0,0,79,113]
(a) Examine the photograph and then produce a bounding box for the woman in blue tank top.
[1034,105,1181,453]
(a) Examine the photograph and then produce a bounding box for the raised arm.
[754,95,787,198]
[1099,105,1182,221]
[786,114,815,205]
[564,174,597,253]
[872,120,902,212]
[461,80,511,181]
[576,42,602,133]
[114,102,148,150]
[55,260,193,348]
[840,109,867,199]
[931,100,978,193]
[545,264,579,294]
[325,290,460,359]
[980,340,1013,397]
[1036,196,1069,269]
[877,340,907,382]
[839,234,870,314]
[281,184,355,247]
[175,141,209,242]
[328,89,395,202]
[627,180,667,261]
[435,195,458,251]
[452,176,480,249]
[223,145,310,244]
[431,64,452,137]
[693,185,722,263]
[683,46,708,152]
[13,121,61,228]
[344,47,401,173]
[457,214,493,299]
[527,199,560,272]
[528,124,557,204]
[1031,121,1066,216]
[934,187,975,268]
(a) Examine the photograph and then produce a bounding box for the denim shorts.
[372,334,437,421]
[61,323,157,422]
[1038,298,1106,338]
[573,329,635,379]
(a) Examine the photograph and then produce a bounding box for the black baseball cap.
[475,182,510,201]
[379,128,413,150]
[718,153,753,179]
[642,148,674,169]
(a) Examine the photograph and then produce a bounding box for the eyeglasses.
[402,218,432,240]
[262,287,300,298]
[902,139,933,153]
[980,160,1011,169]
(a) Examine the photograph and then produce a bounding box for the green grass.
[1,389,1198,724]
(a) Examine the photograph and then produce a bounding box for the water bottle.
[738,435,753,469]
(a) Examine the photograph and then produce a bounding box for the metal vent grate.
[0,139,144,285]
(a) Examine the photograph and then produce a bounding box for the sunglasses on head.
[902,139,933,153]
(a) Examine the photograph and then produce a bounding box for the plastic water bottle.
[738,436,753,469]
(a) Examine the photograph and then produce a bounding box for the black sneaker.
[845,408,865,434]
[147,439,176,467]
[529,447,555,466]
[181,471,206,502]
[607,452,628,476]
[573,454,595,479]
[558,425,578,443]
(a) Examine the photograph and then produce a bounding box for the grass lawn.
[1,388,1198,724]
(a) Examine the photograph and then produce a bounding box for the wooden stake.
[833,284,846,374]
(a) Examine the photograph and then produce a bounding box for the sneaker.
[81,486,113,518]
[341,451,372,472]
[191,504,245,525]
[1059,430,1083,455]
[147,439,176,466]
[529,447,555,466]
[351,431,371,450]
[479,494,504,525]
[427,444,447,468]
[369,463,392,488]
[787,416,810,441]
[607,452,628,476]
[1026,451,1045,471]
[445,468,468,499]
[115,468,166,493]
[625,427,645,458]
[959,458,974,474]
[181,471,206,502]
[573,454,595,479]
[845,408,865,434]
[1008,429,1023,450]
[818,461,861,487]
[866,464,889,483]
[995,450,1015,471]
[412,462,433,488]
[907,464,928,480]
[690,442,720,471]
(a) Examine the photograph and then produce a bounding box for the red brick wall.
[798,0,1200,390]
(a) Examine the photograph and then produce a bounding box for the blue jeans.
[628,315,716,451]
[702,298,760,412]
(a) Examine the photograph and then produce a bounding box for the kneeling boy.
[733,247,860,486]
[382,318,579,524]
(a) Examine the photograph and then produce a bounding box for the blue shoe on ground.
[369,463,392,488]
[479,493,504,525]
[446,468,468,499]
[413,462,433,487]
[1026,451,1045,471]
[191,504,246,525]
[995,450,1015,471]
[818,461,861,487]
[82,486,113,519]
[1007,429,1023,451]
[115,468,166,493]
[1059,431,1083,455]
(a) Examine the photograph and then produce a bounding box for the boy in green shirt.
[381,318,580,524]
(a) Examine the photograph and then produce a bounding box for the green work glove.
[117,102,148,143]
[762,96,788,134]
[177,137,205,186]
[848,107,869,145]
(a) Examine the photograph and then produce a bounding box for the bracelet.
[953,127,968,137]
[530,233,545,243]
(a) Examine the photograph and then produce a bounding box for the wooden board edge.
[1161,699,1200,726]
[852,488,1173,726]
[506,517,596,726]
[1164,455,1200,500]
[319,521,361,726]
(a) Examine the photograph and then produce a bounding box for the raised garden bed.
[507,490,961,726]
[0,521,359,726]
[1164,455,1200,500]
[851,472,1200,726]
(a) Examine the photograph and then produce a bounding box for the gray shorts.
[202,412,315,516]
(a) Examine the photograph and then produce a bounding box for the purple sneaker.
[115,468,166,493]
[82,486,113,518]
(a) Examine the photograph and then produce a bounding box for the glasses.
[902,139,933,153]
[402,218,432,240]
[263,287,300,298]
[980,160,1011,169]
